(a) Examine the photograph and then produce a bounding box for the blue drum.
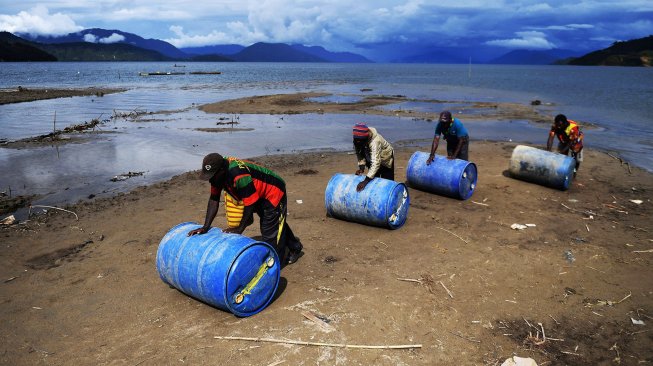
[325,173,409,229]
[156,222,280,317]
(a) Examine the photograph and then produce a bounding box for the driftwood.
[213,336,422,349]
[29,205,78,220]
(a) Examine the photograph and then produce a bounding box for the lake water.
[1,62,652,214]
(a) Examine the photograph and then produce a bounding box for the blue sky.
[1,1,652,60]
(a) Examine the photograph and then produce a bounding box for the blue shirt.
[435,118,468,139]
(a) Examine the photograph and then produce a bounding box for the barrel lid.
[225,242,280,317]
[387,183,410,229]
[458,162,478,200]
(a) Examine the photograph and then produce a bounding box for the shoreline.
[0,88,646,220]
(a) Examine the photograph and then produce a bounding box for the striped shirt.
[210,157,286,207]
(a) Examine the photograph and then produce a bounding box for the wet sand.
[0,87,125,105]
[1,93,652,365]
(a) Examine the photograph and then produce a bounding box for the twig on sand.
[560,203,600,217]
[29,205,79,220]
[560,350,583,356]
[448,331,480,343]
[628,225,649,232]
[616,292,632,304]
[633,249,653,253]
[439,281,454,298]
[471,200,489,207]
[607,152,633,174]
[213,336,422,349]
[397,277,423,284]
[435,226,469,244]
[301,311,335,332]
[267,361,286,366]
[585,265,606,274]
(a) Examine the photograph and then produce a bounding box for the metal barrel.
[156,222,280,317]
[508,145,575,190]
[324,173,410,229]
[406,151,477,200]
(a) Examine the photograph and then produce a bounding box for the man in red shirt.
[547,114,584,176]
[188,153,303,265]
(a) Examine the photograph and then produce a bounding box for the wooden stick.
[435,227,469,244]
[615,292,632,304]
[538,322,546,342]
[397,277,423,284]
[606,152,621,161]
[560,350,582,356]
[633,249,653,253]
[448,331,480,343]
[470,200,489,207]
[560,203,600,217]
[29,205,79,220]
[213,336,422,349]
[439,281,454,298]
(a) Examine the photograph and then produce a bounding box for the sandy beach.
[1,91,652,365]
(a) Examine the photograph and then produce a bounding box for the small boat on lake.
[138,71,185,76]
[189,71,222,75]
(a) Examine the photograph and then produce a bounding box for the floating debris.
[110,171,145,182]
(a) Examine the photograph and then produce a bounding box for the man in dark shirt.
[427,111,470,164]
[188,153,303,265]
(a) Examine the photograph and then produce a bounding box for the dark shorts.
[256,195,302,263]
[446,138,469,161]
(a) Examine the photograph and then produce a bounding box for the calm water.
[1,62,652,213]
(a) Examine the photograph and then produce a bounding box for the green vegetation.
[568,35,652,66]
[0,32,57,61]
[39,42,170,62]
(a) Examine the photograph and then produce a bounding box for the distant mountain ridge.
[290,44,372,63]
[181,44,245,56]
[4,28,652,65]
[229,42,325,62]
[488,49,581,65]
[22,28,187,59]
[16,28,372,63]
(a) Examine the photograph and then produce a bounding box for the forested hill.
[568,35,652,66]
[0,32,57,61]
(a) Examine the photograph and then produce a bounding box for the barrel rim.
[225,240,281,317]
[386,182,410,229]
[459,162,478,200]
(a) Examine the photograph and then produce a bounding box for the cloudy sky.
[1,0,652,60]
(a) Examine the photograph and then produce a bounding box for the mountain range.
[2,28,652,66]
